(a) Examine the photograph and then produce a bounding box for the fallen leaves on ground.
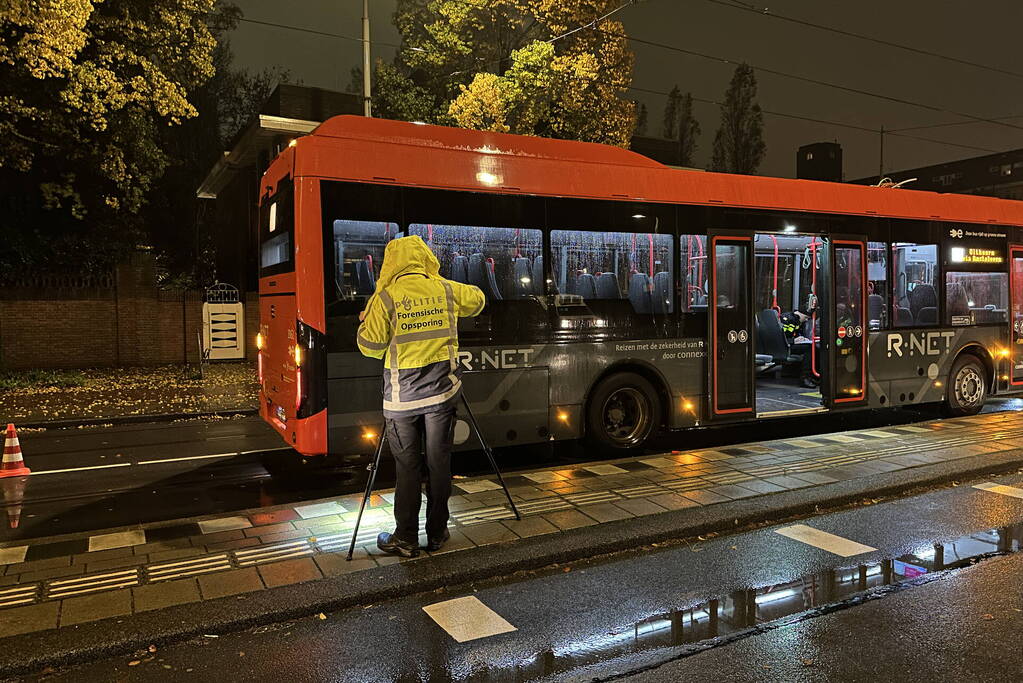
[1,363,258,422]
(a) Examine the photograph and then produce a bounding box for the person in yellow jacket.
[357,235,485,557]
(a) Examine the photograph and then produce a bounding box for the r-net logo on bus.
[886,331,955,358]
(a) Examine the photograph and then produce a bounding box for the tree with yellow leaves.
[376,0,636,147]
[0,0,227,276]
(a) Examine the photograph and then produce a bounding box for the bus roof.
[289,115,1023,227]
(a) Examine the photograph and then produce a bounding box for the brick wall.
[0,256,255,370]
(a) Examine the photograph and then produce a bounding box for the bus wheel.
[945,355,986,417]
[586,372,659,452]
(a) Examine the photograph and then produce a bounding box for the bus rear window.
[260,181,294,275]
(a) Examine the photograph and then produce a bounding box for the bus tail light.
[295,321,327,419]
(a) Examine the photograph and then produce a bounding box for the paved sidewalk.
[0,410,1020,640]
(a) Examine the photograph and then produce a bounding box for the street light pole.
[362,0,372,117]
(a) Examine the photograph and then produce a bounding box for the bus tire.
[945,355,986,417]
[585,372,659,452]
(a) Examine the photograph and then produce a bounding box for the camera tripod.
[346,393,521,561]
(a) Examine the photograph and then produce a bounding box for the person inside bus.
[356,235,485,558]
[780,308,818,388]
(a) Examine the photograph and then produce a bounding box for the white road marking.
[974,482,1023,500]
[89,529,146,552]
[583,464,628,476]
[48,580,139,598]
[198,516,252,534]
[423,596,517,642]
[639,457,680,469]
[0,585,36,597]
[137,452,236,465]
[239,447,292,455]
[295,502,346,519]
[30,463,131,476]
[774,524,877,557]
[454,480,503,494]
[522,471,564,483]
[0,546,28,565]
[819,434,862,443]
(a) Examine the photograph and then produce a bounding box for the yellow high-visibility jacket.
[357,235,485,416]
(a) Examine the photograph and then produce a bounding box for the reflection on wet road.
[39,467,1023,682]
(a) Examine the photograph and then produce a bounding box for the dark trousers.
[385,407,456,543]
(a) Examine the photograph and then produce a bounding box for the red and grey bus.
[256,116,1023,457]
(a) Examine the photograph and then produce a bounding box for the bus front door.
[829,235,868,407]
[708,233,755,420]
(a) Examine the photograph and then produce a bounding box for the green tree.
[0,0,226,276]
[376,0,636,147]
[675,91,700,167]
[634,102,648,136]
[662,85,681,139]
[710,64,765,174]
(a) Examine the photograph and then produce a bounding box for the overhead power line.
[617,31,1023,134]
[628,85,997,154]
[705,0,1023,81]
[237,14,998,154]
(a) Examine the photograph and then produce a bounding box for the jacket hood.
[375,235,441,292]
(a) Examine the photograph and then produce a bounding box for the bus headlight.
[294,343,303,366]
[256,332,264,350]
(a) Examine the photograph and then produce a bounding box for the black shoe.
[800,377,819,389]
[426,529,450,552]
[377,532,419,558]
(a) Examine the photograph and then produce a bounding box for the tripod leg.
[460,394,521,520]
[346,425,386,561]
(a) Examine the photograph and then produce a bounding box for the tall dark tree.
[634,102,648,136]
[144,12,286,286]
[675,92,700,167]
[710,64,765,175]
[662,85,681,139]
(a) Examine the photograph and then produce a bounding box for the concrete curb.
[3,448,1023,675]
[14,408,258,430]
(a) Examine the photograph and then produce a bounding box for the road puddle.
[517,525,1022,680]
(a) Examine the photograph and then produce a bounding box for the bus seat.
[917,306,938,325]
[595,272,620,299]
[894,306,913,326]
[972,307,1004,324]
[512,257,534,297]
[483,257,503,301]
[349,259,374,294]
[571,273,597,299]
[946,281,969,317]
[468,253,486,289]
[532,256,545,293]
[451,254,470,284]
[628,272,652,314]
[867,294,885,326]
[652,271,672,314]
[908,283,937,319]
[756,309,801,365]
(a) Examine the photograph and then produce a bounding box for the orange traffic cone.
[1,476,25,528]
[1,424,30,478]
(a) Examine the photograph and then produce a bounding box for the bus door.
[830,235,868,407]
[707,231,755,420]
[1010,245,1023,386]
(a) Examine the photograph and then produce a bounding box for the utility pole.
[878,125,884,178]
[362,0,372,117]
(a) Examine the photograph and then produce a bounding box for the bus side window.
[867,241,888,329]
[892,243,939,327]
[680,235,708,313]
[550,230,674,315]
[406,224,543,302]
[946,271,1007,325]
[329,219,397,312]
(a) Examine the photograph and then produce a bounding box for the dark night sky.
[228,0,1023,179]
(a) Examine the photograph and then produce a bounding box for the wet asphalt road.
[5,398,1021,543]
[33,468,1023,681]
